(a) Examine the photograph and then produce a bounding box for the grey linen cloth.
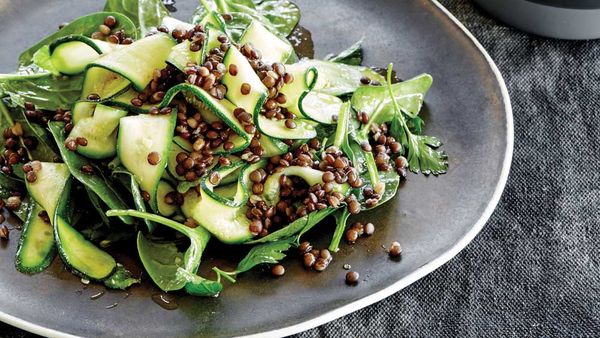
[2,0,600,337]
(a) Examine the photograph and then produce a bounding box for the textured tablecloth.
[2,0,600,337]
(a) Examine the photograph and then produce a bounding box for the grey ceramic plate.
[0,0,512,337]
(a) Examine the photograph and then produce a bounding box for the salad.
[0,0,447,297]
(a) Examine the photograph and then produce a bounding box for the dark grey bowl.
[0,0,513,337]
[473,0,600,40]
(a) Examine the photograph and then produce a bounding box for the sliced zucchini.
[118,112,177,212]
[221,46,268,116]
[83,33,175,99]
[107,89,156,113]
[161,17,194,31]
[156,180,177,217]
[259,134,289,157]
[26,162,70,219]
[238,21,294,64]
[166,83,253,154]
[167,40,203,72]
[26,162,116,280]
[262,166,350,206]
[182,161,265,244]
[256,115,317,140]
[15,201,56,274]
[299,91,343,124]
[49,36,123,75]
[289,59,386,96]
[69,104,127,159]
[279,65,317,117]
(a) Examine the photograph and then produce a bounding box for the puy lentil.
[389,241,402,257]
[141,190,151,202]
[147,151,161,165]
[345,228,358,244]
[80,164,94,174]
[240,83,251,95]
[25,171,37,183]
[104,15,117,28]
[271,264,285,277]
[0,225,8,240]
[303,252,316,268]
[6,196,21,211]
[345,271,360,284]
[364,222,375,236]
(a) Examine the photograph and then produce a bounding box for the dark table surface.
[2,0,600,337]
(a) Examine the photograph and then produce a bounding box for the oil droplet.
[152,293,178,310]
[343,264,351,270]
[105,303,118,309]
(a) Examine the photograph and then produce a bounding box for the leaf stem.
[328,208,350,252]
[212,267,237,283]
[106,209,193,238]
[333,102,350,148]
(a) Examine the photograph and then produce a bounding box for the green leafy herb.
[48,122,134,224]
[294,207,338,244]
[104,0,170,36]
[324,40,363,66]
[104,264,140,290]
[16,117,58,162]
[384,65,448,175]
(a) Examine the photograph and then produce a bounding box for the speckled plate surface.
[0,0,512,337]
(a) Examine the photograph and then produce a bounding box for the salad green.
[0,0,447,296]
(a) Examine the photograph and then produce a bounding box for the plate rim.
[0,1,514,337]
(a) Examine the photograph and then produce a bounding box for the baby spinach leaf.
[104,0,170,36]
[136,233,186,291]
[324,40,363,66]
[18,12,138,67]
[48,122,134,224]
[255,0,300,37]
[0,175,22,199]
[0,72,83,111]
[104,264,140,290]
[32,46,60,75]
[108,211,219,296]
[294,207,338,244]
[193,0,299,40]
[351,73,432,121]
[236,237,294,274]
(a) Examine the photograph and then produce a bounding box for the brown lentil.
[104,15,117,28]
[240,83,251,95]
[0,225,8,240]
[271,264,285,277]
[6,196,21,211]
[364,222,375,236]
[345,271,360,284]
[147,151,161,165]
[80,164,94,174]
[303,252,316,268]
[25,171,37,183]
[345,228,358,244]
[389,241,402,257]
